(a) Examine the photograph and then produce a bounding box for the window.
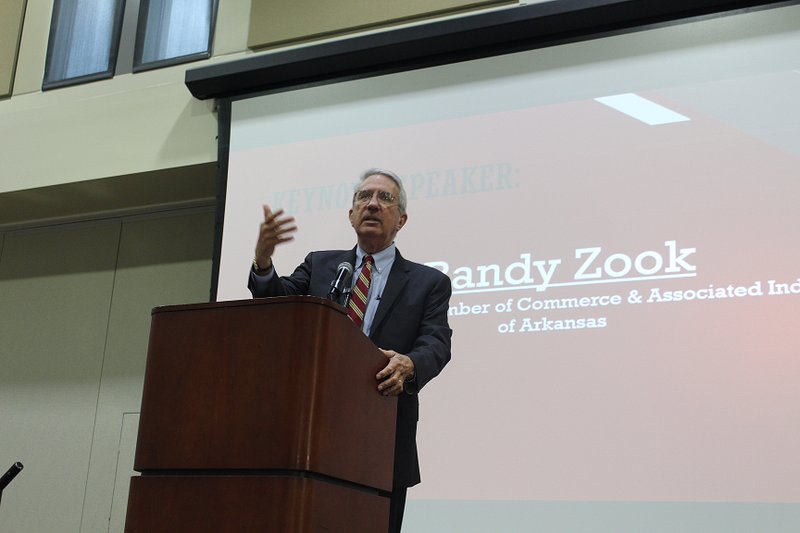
[134,0,217,72]
[43,0,126,89]
[43,0,216,89]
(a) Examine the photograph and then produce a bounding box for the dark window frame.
[131,0,218,73]
[42,0,127,90]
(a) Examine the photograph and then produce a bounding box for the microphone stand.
[327,284,345,304]
[342,287,352,308]
[328,285,352,307]
[0,462,23,507]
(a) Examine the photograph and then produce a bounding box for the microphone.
[327,262,353,302]
[0,462,23,491]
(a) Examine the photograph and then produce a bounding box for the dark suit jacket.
[248,247,452,487]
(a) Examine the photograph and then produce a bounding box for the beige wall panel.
[0,221,121,533]
[249,0,511,48]
[13,0,52,95]
[214,0,254,55]
[108,413,140,533]
[0,0,27,97]
[0,163,217,228]
[0,66,217,195]
[80,210,215,533]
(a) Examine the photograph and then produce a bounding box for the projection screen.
[214,3,800,531]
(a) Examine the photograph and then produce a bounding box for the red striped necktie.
[347,255,374,328]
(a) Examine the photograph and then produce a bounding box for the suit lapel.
[318,248,357,299]
[330,248,357,275]
[370,249,409,339]
[338,247,357,288]
[342,248,357,271]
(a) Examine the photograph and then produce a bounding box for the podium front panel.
[134,297,397,491]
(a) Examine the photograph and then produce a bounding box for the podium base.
[125,474,390,533]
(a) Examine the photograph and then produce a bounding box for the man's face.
[348,174,407,254]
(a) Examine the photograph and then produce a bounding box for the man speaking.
[248,168,452,533]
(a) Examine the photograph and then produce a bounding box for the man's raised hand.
[254,205,297,270]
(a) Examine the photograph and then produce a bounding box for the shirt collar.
[355,243,396,274]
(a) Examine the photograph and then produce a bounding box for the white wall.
[0,209,215,533]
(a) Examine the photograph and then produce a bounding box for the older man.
[248,168,452,533]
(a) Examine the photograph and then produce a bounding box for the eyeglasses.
[354,189,397,206]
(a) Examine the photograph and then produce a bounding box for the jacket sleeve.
[405,270,452,394]
[247,253,314,298]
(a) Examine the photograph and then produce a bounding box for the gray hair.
[354,168,408,214]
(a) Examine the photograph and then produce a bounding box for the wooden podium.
[125,296,398,532]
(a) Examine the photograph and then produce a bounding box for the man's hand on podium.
[376,349,415,396]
